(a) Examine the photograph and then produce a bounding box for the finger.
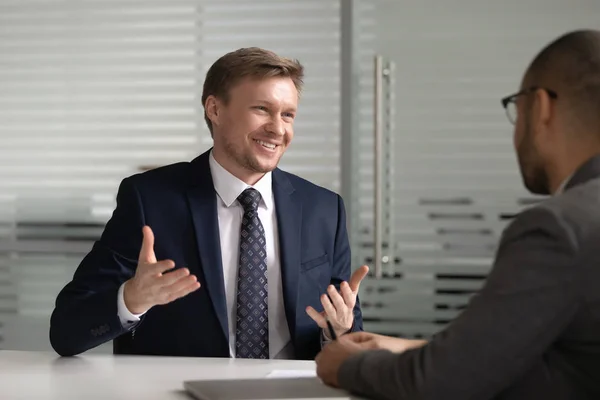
[145,259,176,276]
[348,265,369,292]
[159,267,190,286]
[338,334,353,345]
[339,335,373,352]
[343,331,368,343]
[166,279,201,303]
[340,281,354,306]
[305,306,327,328]
[139,226,157,264]
[320,293,337,318]
[327,285,346,312]
[344,331,375,344]
[164,274,198,294]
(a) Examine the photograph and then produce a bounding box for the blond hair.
[201,47,304,135]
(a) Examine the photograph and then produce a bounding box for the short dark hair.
[525,29,600,129]
[201,47,304,135]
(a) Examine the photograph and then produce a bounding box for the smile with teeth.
[255,139,277,150]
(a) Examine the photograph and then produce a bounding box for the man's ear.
[532,88,553,135]
[205,95,220,128]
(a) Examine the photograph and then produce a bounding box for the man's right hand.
[342,331,427,353]
[123,226,201,314]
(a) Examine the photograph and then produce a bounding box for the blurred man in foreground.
[316,29,600,400]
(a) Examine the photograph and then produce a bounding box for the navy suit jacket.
[49,150,363,359]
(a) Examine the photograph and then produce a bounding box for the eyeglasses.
[501,86,558,124]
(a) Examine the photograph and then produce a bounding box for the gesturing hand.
[306,265,369,338]
[123,226,201,314]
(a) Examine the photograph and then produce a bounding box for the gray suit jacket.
[339,155,600,400]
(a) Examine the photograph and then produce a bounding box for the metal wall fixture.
[373,55,395,279]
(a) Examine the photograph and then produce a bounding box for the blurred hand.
[306,265,369,338]
[343,331,427,353]
[123,226,201,314]
[315,336,365,388]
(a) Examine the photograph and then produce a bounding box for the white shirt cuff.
[320,328,332,348]
[117,282,145,328]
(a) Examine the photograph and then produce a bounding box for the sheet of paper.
[265,369,317,379]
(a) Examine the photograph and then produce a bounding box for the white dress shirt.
[117,151,292,358]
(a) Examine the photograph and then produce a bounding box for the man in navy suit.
[49,47,366,360]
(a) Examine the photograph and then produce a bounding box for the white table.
[0,350,357,400]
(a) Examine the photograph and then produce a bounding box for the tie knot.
[238,188,261,213]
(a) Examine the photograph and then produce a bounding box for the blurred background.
[0,0,597,353]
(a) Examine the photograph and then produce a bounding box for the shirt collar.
[554,173,573,196]
[208,150,273,209]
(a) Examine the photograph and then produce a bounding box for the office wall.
[0,0,342,351]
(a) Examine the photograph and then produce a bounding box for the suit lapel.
[186,151,228,342]
[272,169,302,337]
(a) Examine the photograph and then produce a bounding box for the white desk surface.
[0,350,356,400]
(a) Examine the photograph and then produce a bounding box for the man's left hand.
[315,337,365,388]
[306,265,369,338]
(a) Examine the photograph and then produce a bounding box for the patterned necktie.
[235,188,269,359]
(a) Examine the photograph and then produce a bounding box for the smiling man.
[49,47,365,360]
